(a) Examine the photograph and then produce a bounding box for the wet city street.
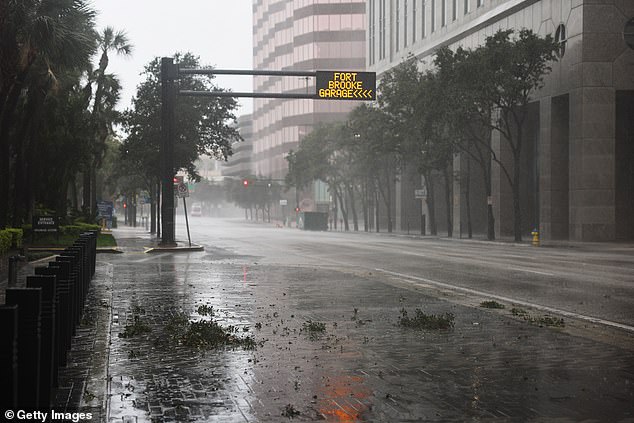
[78,218,634,421]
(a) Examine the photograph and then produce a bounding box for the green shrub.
[0,230,11,255]
[4,228,23,248]
[61,223,100,237]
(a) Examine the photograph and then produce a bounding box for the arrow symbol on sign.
[354,89,362,98]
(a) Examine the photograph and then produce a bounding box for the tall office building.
[252,0,366,188]
[222,114,254,178]
[367,0,634,241]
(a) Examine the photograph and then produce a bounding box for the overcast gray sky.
[93,0,254,116]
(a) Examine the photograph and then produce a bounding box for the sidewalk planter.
[0,231,97,410]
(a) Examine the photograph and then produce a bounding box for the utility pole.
[160,58,177,246]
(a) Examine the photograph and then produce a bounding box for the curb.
[144,245,205,253]
[26,247,124,254]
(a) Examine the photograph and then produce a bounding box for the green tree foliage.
[436,29,558,241]
[117,53,241,232]
[83,27,133,219]
[284,29,556,240]
[348,104,399,232]
[226,177,282,222]
[0,0,99,228]
[120,53,241,185]
[379,58,453,235]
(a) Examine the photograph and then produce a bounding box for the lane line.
[375,268,634,333]
[508,267,555,276]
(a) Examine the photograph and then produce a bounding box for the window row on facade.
[368,0,486,64]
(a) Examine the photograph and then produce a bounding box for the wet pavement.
[97,225,634,422]
[5,222,633,422]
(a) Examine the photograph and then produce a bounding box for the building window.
[477,0,483,7]
[555,23,567,57]
[625,17,634,50]
[431,0,435,32]
[452,0,457,21]
[441,0,446,27]
[369,0,375,64]
[379,0,386,59]
[464,0,469,14]
[396,0,400,51]
[404,0,408,47]
[412,0,417,42]
[422,0,426,38]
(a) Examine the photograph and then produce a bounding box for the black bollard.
[34,267,62,386]
[8,255,20,287]
[57,254,80,333]
[43,261,72,367]
[0,305,19,410]
[26,275,56,409]
[6,288,42,409]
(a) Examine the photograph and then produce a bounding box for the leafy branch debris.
[398,308,455,330]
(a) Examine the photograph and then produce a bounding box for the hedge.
[0,230,11,255]
[61,223,101,237]
[5,228,23,248]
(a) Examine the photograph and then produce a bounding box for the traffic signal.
[123,202,127,209]
[242,179,249,187]
[295,207,300,212]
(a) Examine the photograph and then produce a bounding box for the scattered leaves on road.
[398,308,455,330]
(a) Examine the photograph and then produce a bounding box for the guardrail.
[0,231,97,410]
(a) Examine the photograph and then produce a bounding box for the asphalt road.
[179,216,634,333]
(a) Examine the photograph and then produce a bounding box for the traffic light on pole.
[242,179,249,187]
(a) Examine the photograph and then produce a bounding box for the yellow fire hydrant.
[531,228,540,246]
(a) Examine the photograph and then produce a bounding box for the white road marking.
[508,266,555,276]
[136,253,170,262]
[375,268,634,333]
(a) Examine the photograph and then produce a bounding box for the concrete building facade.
[222,113,254,178]
[252,0,367,184]
[367,0,634,241]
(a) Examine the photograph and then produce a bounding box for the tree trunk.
[0,79,27,229]
[70,176,79,211]
[82,167,91,219]
[156,182,161,238]
[465,155,473,239]
[443,166,453,238]
[513,164,522,242]
[485,158,495,240]
[361,180,369,232]
[424,171,437,236]
[90,157,99,221]
[375,189,380,233]
[335,187,349,231]
[150,181,157,234]
[347,184,359,231]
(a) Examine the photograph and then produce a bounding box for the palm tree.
[83,26,132,219]
[0,0,97,228]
